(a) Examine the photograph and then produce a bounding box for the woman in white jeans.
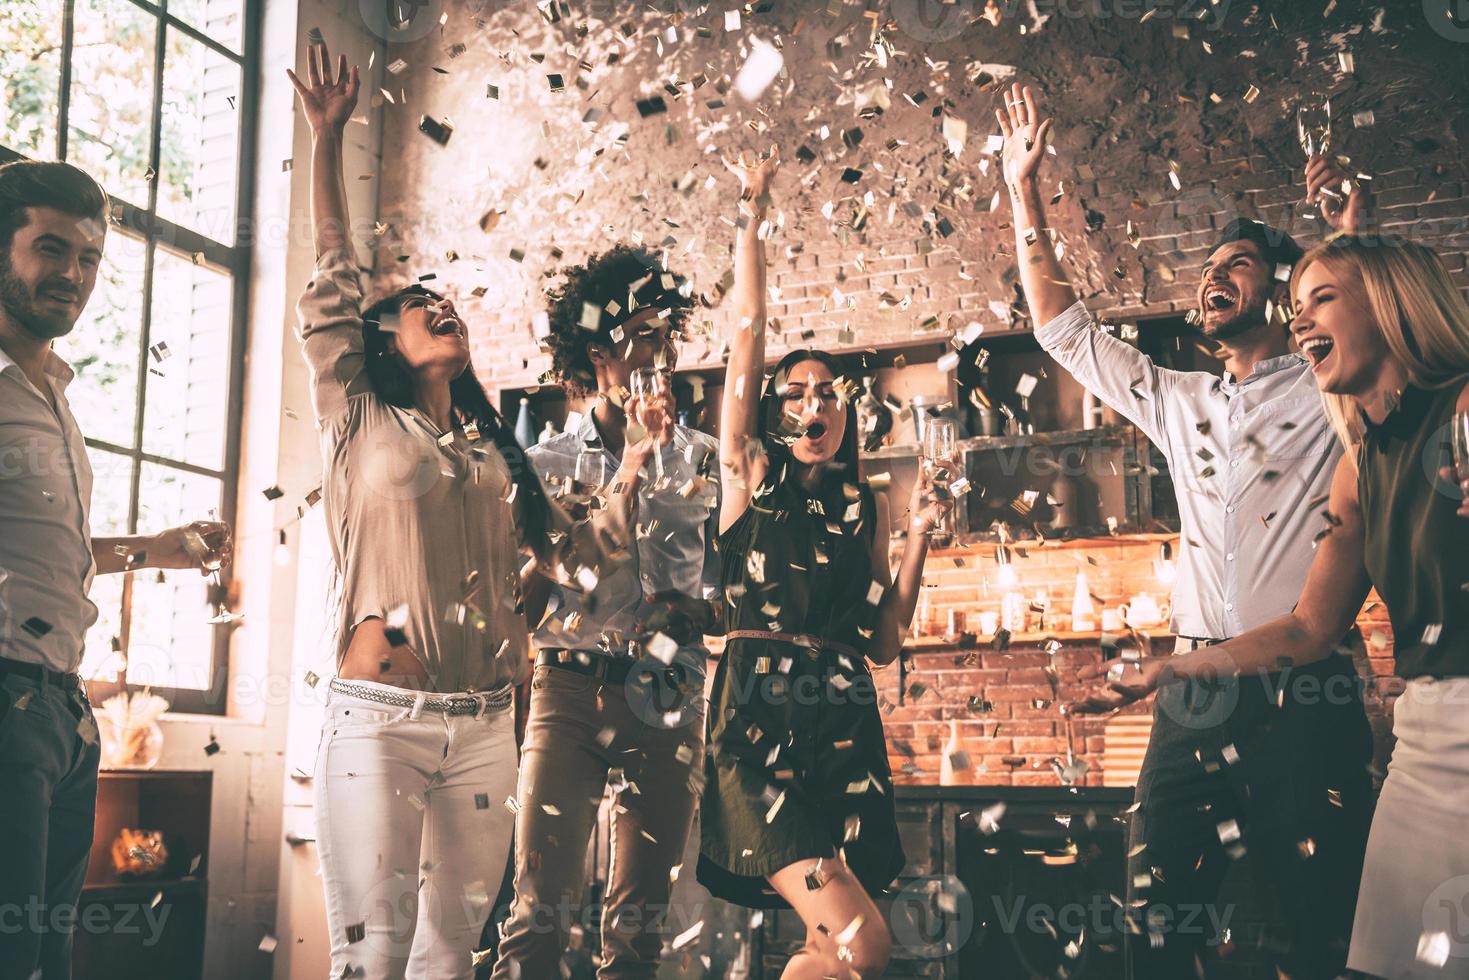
[288,41,582,979]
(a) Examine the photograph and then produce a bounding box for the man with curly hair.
[493,244,722,979]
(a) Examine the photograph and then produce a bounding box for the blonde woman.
[1072,234,1469,979]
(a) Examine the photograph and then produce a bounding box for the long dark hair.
[361,284,552,555]
[758,348,861,496]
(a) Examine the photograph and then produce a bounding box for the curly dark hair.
[542,244,694,396]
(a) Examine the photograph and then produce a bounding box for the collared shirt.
[528,411,721,679]
[296,247,537,692]
[0,344,96,673]
[1036,300,1341,639]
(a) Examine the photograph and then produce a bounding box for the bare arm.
[718,146,780,535]
[996,83,1073,326]
[93,522,231,576]
[286,41,359,260]
[996,84,1177,447]
[869,464,956,666]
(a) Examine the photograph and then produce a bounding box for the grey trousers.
[0,670,100,980]
[491,662,704,980]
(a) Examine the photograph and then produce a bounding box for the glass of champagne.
[629,367,671,480]
[922,417,958,536]
[183,508,235,625]
[1296,96,1338,211]
[574,448,607,494]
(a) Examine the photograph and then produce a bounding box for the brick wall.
[366,0,1469,781]
[870,537,1398,786]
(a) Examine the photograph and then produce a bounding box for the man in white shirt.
[995,86,1373,977]
[0,160,229,979]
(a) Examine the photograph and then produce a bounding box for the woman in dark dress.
[697,146,954,979]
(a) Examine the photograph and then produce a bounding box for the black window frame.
[0,0,261,715]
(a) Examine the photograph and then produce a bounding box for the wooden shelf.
[901,628,1176,649]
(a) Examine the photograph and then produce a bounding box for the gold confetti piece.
[1242,84,1260,104]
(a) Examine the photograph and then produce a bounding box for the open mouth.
[804,421,828,441]
[431,316,464,338]
[1203,287,1237,313]
[1300,335,1334,367]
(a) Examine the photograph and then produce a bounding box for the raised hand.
[909,457,959,533]
[721,144,781,212]
[1305,154,1369,235]
[995,82,1053,192]
[286,38,360,136]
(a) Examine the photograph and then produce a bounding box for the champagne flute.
[1297,96,1340,211]
[574,448,607,494]
[629,367,671,480]
[922,417,958,536]
[1451,411,1469,486]
[1296,97,1332,159]
[183,508,236,625]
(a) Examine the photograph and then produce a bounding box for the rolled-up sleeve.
[1034,299,1178,448]
[294,246,372,426]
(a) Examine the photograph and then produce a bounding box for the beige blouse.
[294,246,531,692]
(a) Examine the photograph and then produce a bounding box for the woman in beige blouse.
[288,40,579,980]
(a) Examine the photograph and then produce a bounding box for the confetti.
[733,37,783,102]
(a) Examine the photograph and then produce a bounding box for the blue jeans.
[0,670,100,980]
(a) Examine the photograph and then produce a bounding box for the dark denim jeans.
[1125,652,1375,979]
[0,669,100,980]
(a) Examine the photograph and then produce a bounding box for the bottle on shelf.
[538,420,558,445]
[940,719,963,786]
[513,397,536,450]
[1071,569,1096,632]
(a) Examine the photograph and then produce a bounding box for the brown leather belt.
[723,630,861,660]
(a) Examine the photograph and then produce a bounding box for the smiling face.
[1197,239,1282,341]
[0,205,103,341]
[384,291,470,377]
[1290,259,1393,396]
[778,359,847,465]
[588,306,678,395]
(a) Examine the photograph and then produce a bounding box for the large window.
[1,0,257,714]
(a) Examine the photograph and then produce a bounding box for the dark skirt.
[697,635,905,908]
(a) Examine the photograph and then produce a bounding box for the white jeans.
[313,680,519,980]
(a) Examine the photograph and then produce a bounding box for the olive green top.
[1357,383,1469,678]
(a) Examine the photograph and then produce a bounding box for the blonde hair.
[1289,234,1469,459]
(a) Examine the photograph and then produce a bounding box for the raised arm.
[287,41,359,259]
[1070,454,1373,713]
[717,146,780,534]
[287,41,370,426]
[867,462,957,666]
[997,84,1177,447]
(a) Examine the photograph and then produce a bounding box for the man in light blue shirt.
[997,85,1373,978]
[494,245,720,980]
